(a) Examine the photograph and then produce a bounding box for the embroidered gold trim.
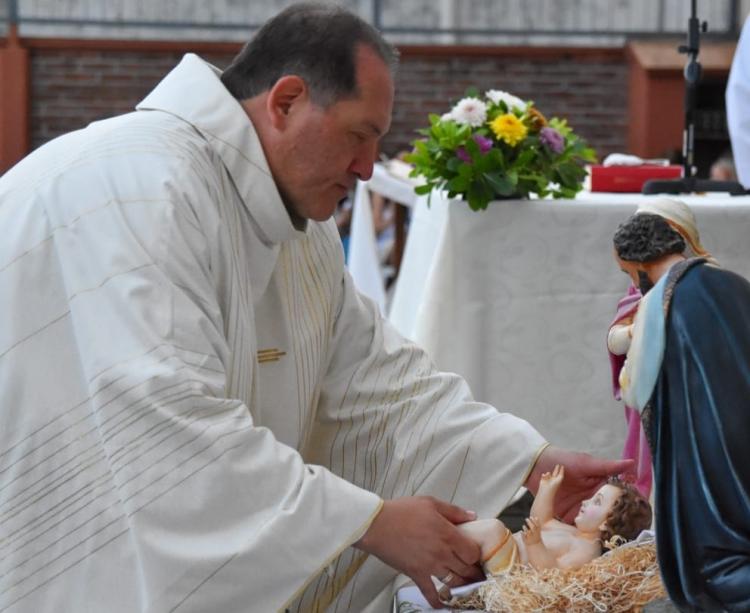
[257,348,287,363]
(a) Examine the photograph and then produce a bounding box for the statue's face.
[574,483,622,534]
[614,251,643,288]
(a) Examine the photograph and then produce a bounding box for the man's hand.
[354,496,484,608]
[525,446,634,523]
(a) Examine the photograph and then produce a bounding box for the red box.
[590,165,683,193]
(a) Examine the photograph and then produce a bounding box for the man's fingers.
[438,582,452,603]
[432,498,477,524]
[449,529,481,567]
[435,568,483,604]
[415,576,442,608]
[594,457,634,477]
[355,496,488,608]
[612,458,636,479]
[459,564,486,583]
[447,556,482,580]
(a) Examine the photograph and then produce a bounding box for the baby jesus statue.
[454,465,651,583]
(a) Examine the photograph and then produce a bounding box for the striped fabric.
[0,54,545,613]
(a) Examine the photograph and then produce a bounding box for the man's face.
[272,45,394,222]
[574,483,622,534]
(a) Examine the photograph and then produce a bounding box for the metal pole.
[372,0,381,30]
[8,0,18,26]
[728,0,740,35]
[657,0,666,32]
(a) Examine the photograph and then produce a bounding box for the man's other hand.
[525,446,635,523]
[354,496,484,608]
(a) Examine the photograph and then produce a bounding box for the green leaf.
[464,138,480,158]
[484,148,505,171]
[473,180,494,209]
[447,176,470,192]
[514,147,536,168]
[446,156,463,172]
[557,162,585,186]
[484,171,515,196]
[457,163,474,180]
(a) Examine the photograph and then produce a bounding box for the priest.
[0,4,630,612]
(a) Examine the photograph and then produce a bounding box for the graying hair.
[220,2,399,106]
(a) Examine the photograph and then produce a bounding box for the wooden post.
[0,24,30,174]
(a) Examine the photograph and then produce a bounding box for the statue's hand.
[539,464,565,490]
[521,516,542,546]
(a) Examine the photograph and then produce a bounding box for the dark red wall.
[26,42,628,162]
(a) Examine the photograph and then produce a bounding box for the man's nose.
[348,143,378,181]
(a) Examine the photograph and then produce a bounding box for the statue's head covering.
[635,198,717,264]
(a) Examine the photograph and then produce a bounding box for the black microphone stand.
[642,0,746,195]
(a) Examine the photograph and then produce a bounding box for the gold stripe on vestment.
[257,348,287,363]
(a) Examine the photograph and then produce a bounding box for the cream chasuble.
[0,55,545,613]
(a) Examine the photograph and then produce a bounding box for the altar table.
[388,191,750,458]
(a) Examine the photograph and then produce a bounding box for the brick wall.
[387,50,628,161]
[29,45,628,161]
[30,48,234,149]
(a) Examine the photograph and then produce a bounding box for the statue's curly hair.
[613,213,685,263]
[600,477,652,545]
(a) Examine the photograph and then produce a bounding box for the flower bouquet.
[405,89,597,211]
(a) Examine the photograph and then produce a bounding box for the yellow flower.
[490,113,528,146]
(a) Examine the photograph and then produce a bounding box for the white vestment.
[0,54,545,613]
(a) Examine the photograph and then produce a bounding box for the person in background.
[727,14,750,188]
[334,194,353,261]
[0,4,631,611]
[367,150,413,287]
[709,152,737,182]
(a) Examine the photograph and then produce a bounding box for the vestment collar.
[136,53,306,245]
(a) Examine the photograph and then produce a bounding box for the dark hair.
[600,477,652,545]
[613,213,685,263]
[220,2,398,106]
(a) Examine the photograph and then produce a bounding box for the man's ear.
[598,521,609,533]
[266,75,308,129]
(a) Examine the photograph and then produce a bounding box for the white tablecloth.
[389,191,750,459]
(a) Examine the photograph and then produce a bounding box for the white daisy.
[450,97,488,127]
[441,111,455,122]
[485,89,526,112]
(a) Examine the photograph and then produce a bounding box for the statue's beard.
[638,270,654,295]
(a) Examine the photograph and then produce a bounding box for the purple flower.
[456,134,494,164]
[473,134,493,153]
[540,127,564,154]
[456,146,471,163]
